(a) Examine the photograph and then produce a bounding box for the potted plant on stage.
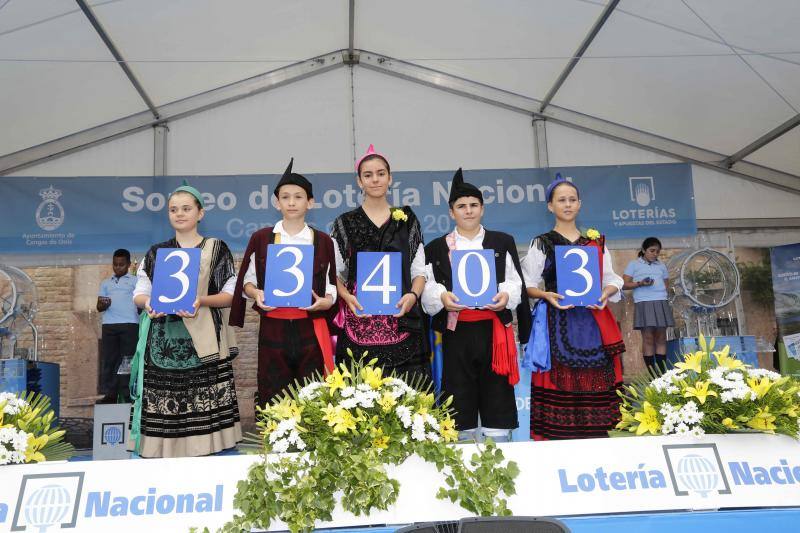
[615,336,800,438]
[1,392,74,465]
[220,351,519,533]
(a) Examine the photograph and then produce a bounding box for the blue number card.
[151,248,201,314]
[555,245,601,307]
[264,244,313,308]
[451,249,497,308]
[356,252,401,315]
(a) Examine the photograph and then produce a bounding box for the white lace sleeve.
[521,240,546,288]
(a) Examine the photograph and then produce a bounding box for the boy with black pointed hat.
[422,168,531,441]
[230,158,337,407]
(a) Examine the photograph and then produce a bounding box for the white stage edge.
[2,434,799,532]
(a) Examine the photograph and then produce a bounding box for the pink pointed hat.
[355,144,389,173]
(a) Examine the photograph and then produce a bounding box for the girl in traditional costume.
[331,145,429,381]
[130,182,241,458]
[521,176,624,440]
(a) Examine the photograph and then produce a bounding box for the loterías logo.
[629,177,655,207]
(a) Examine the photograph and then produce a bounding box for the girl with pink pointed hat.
[330,145,430,382]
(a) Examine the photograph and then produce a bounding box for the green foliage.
[737,259,774,307]
[215,352,518,533]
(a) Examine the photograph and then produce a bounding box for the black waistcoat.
[424,229,531,342]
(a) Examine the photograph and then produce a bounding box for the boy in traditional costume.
[422,168,530,441]
[230,159,336,407]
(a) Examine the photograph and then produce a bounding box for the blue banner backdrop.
[0,163,694,254]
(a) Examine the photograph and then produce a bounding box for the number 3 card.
[451,250,497,308]
[555,245,601,307]
[151,248,201,314]
[356,252,401,315]
[264,244,313,308]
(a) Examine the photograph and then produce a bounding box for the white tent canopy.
[1,0,799,245]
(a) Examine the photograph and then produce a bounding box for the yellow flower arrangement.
[230,350,519,533]
[615,335,800,439]
[585,228,601,240]
[0,392,73,465]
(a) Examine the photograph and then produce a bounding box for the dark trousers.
[442,320,518,431]
[100,323,138,399]
[258,316,325,408]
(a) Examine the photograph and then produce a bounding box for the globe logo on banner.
[662,443,732,498]
[629,177,655,207]
[675,454,718,498]
[12,472,84,531]
[35,185,65,231]
[102,423,124,446]
[23,485,72,532]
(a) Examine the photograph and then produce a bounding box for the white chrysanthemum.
[426,432,441,443]
[690,426,705,438]
[357,383,372,392]
[396,405,412,428]
[0,392,28,416]
[666,385,680,394]
[0,426,29,464]
[659,403,676,416]
[662,421,675,435]
[341,386,356,398]
[353,389,379,408]
[664,411,681,425]
[298,382,325,401]
[272,438,290,453]
[340,398,359,410]
[424,414,440,431]
[674,423,691,435]
[747,368,782,381]
[707,367,726,381]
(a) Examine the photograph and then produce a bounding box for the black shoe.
[95,396,116,405]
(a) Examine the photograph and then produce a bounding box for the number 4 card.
[356,252,401,315]
[555,245,601,307]
[264,244,313,308]
[451,250,497,308]
[151,248,202,314]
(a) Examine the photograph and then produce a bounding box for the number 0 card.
[151,248,201,314]
[555,245,601,307]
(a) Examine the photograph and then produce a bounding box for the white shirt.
[520,238,623,303]
[132,257,237,298]
[243,221,337,302]
[421,226,523,315]
[333,242,427,283]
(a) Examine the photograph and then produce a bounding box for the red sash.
[458,309,519,386]
[584,239,623,348]
[266,308,335,375]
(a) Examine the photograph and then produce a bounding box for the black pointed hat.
[274,157,313,199]
[448,167,483,205]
